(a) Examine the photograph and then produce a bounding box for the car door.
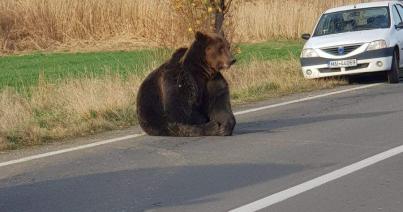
[395,4,403,68]
[393,4,403,67]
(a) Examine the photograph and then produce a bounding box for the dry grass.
[225,58,347,103]
[234,0,370,41]
[0,74,145,149]
[0,0,370,53]
[0,59,346,150]
[0,0,178,52]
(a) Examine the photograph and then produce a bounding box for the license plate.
[328,59,357,68]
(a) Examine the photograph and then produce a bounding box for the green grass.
[0,49,168,89]
[236,40,303,63]
[0,40,304,89]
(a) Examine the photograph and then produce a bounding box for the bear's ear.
[195,31,208,42]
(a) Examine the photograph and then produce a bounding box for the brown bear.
[136,32,236,136]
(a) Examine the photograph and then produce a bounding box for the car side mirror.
[395,22,403,29]
[301,33,311,40]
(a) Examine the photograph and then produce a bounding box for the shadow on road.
[0,163,312,212]
[344,71,402,84]
[235,110,400,135]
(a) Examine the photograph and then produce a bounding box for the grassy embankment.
[0,41,346,150]
[0,41,302,88]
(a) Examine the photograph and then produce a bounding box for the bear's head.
[195,31,236,73]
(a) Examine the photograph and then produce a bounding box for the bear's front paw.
[204,121,220,136]
[217,123,233,136]
[205,121,233,136]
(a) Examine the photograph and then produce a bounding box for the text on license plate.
[328,59,357,68]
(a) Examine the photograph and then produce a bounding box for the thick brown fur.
[136,32,236,136]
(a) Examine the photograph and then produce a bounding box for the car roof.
[325,1,401,14]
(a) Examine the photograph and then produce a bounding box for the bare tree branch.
[214,0,225,35]
[224,0,234,15]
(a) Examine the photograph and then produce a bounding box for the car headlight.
[301,48,319,58]
[367,40,387,51]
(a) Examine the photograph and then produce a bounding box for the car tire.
[387,50,400,84]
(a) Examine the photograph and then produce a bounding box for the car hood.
[305,29,390,49]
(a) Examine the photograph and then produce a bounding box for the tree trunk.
[214,0,225,36]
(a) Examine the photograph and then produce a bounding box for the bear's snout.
[223,58,236,69]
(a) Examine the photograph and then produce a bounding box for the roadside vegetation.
[0,0,360,150]
[0,0,369,53]
[0,41,301,89]
[0,50,166,89]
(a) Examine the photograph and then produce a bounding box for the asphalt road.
[1,82,403,212]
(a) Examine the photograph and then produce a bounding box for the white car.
[300,1,403,83]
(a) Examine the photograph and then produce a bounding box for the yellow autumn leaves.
[170,0,223,35]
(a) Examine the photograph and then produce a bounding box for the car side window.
[397,5,403,23]
[392,5,402,24]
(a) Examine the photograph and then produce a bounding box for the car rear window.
[314,7,390,36]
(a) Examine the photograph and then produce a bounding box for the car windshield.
[314,7,390,36]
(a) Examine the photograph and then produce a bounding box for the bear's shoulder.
[167,48,188,66]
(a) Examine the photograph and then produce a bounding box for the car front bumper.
[300,47,394,79]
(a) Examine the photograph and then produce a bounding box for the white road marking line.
[0,134,145,168]
[0,83,381,168]
[234,83,382,116]
[229,144,403,212]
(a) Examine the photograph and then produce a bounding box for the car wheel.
[387,50,400,84]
